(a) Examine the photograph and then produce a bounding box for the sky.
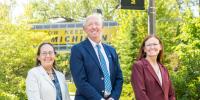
[191,5,199,17]
[0,0,28,23]
[12,0,28,23]
[12,0,28,17]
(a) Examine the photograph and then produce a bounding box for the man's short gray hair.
[83,13,104,28]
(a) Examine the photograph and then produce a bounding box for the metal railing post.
[148,0,156,35]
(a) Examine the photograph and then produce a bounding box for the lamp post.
[121,0,155,35]
[148,0,156,35]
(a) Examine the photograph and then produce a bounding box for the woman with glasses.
[26,42,71,100]
[131,35,176,100]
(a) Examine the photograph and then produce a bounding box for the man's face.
[84,16,103,42]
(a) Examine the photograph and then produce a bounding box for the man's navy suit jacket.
[70,38,123,100]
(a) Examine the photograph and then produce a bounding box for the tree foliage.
[0,2,49,99]
[172,12,200,99]
[0,22,49,99]
[20,0,118,24]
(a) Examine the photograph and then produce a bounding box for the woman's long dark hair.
[36,42,57,69]
[137,35,164,63]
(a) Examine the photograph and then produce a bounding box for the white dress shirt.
[88,38,110,74]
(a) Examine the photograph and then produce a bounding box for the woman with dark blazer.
[131,35,175,100]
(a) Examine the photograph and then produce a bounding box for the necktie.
[96,44,112,94]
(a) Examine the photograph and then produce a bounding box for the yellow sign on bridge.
[32,21,118,52]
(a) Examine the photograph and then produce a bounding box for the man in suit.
[70,13,123,100]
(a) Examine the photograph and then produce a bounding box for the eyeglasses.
[145,43,159,47]
[40,51,55,56]
[86,22,102,27]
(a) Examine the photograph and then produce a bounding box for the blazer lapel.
[142,59,163,88]
[39,66,55,88]
[83,39,102,70]
[159,63,167,92]
[54,70,65,100]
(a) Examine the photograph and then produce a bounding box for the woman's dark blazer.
[131,58,175,100]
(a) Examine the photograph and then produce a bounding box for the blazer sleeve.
[26,69,42,100]
[110,49,123,100]
[131,62,150,100]
[70,45,103,99]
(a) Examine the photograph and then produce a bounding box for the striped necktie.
[96,44,112,94]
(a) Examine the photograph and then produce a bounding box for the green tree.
[20,0,118,24]
[0,22,49,99]
[0,2,49,99]
[172,11,200,99]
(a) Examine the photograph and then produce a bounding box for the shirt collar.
[88,37,103,48]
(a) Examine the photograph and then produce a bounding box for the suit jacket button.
[101,77,104,80]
